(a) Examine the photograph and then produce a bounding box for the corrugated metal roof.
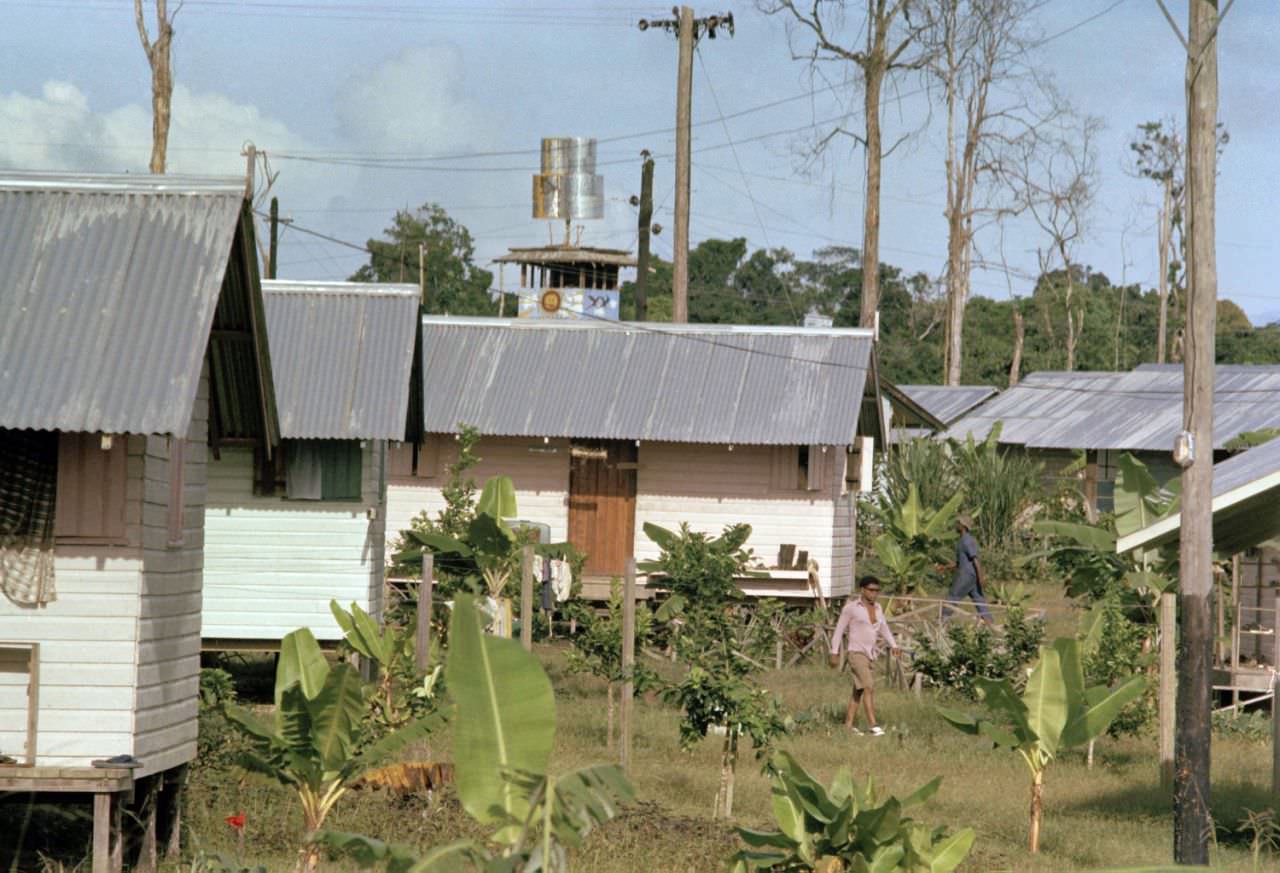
[898,385,999,426]
[1119,437,1280,554]
[263,281,419,440]
[420,317,874,445]
[0,171,250,435]
[944,367,1280,451]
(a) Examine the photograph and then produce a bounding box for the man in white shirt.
[828,576,899,736]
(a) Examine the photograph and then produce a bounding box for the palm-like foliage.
[730,751,975,872]
[318,593,633,871]
[224,628,444,872]
[938,637,1146,853]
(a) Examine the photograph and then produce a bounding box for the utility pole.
[242,142,256,201]
[267,197,279,280]
[1156,0,1226,864]
[634,151,655,321]
[419,242,428,311]
[639,8,734,323]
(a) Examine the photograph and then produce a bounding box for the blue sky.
[1,1,1276,322]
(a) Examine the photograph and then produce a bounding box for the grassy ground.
[175,647,1275,872]
[8,582,1276,872]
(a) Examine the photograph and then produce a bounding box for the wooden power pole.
[267,197,279,280]
[1159,0,1225,864]
[640,8,734,323]
[634,152,655,322]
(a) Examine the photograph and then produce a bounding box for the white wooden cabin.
[203,281,419,646]
[0,172,277,868]
[388,317,887,600]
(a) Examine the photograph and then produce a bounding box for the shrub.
[913,607,1045,698]
[197,667,246,772]
[1083,608,1156,737]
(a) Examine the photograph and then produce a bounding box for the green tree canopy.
[349,203,498,316]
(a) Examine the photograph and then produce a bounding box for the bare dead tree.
[1129,120,1183,364]
[1002,109,1101,371]
[134,0,179,174]
[927,0,1044,385]
[759,1,931,327]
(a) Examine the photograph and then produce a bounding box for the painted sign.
[519,287,620,321]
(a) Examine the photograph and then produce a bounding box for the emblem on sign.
[540,289,562,314]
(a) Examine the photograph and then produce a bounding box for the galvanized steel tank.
[532,137,604,220]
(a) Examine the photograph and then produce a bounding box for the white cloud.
[334,43,496,153]
[0,80,314,178]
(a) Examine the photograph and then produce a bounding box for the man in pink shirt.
[828,576,899,736]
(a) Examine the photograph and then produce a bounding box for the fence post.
[620,557,637,774]
[520,545,534,652]
[416,554,433,673]
[1159,591,1176,790]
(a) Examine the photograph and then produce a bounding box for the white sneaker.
[849,726,864,736]
[869,725,885,737]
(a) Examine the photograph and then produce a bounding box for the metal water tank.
[532,136,604,220]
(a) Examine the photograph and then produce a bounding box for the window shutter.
[320,442,363,500]
[54,433,127,543]
[806,445,826,491]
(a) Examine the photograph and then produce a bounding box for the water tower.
[496,137,635,321]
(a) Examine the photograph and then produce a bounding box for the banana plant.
[873,484,964,593]
[729,750,975,872]
[396,477,522,598]
[318,592,633,871]
[223,628,444,873]
[938,637,1146,854]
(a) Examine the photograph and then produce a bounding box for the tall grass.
[949,436,1043,552]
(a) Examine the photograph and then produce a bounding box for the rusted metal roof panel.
[898,385,999,426]
[263,281,419,440]
[419,317,873,445]
[0,172,248,435]
[944,367,1280,451]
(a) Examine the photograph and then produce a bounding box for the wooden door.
[568,440,637,577]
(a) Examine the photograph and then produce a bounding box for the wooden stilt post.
[620,557,637,773]
[1232,555,1241,709]
[520,545,534,652]
[161,764,186,861]
[1159,591,1177,790]
[93,793,111,873]
[136,776,160,873]
[417,554,433,672]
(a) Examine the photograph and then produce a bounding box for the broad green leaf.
[899,776,941,808]
[349,711,447,779]
[873,533,909,574]
[1022,646,1069,755]
[446,593,555,835]
[1031,520,1117,551]
[642,521,678,549]
[550,764,635,846]
[476,475,518,518]
[330,601,358,643]
[972,678,1032,737]
[408,530,474,557]
[977,720,1023,750]
[277,628,329,707]
[928,828,976,873]
[1061,675,1147,749]
[1077,604,1107,657]
[828,766,855,805]
[936,707,980,735]
[314,830,421,873]
[308,663,365,773]
[867,845,906,873]
[770,780,811,860]
[350,601,392,664]
[278,684,316,756]
[406,839,492,872]
[922,489,966,540]
[223,703,276,742]
[734,827,797,850]
[468,512,516,555]
[1054,637,1087,708]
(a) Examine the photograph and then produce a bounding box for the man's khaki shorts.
[848,652,874,692]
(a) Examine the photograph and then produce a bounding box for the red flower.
[225,812,246,830]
